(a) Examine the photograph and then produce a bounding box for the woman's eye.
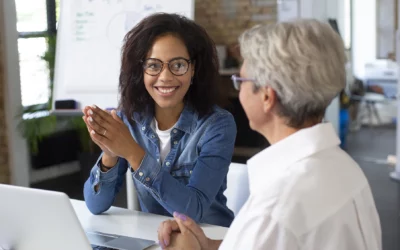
[147,64,160,69]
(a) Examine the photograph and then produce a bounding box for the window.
[16,0,58,107]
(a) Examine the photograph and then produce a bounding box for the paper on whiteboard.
[278,0,299,22]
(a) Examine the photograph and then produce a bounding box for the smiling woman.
[82,13,237,230]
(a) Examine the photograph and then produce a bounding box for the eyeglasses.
[142,57,191,76]
[231,74,256,91]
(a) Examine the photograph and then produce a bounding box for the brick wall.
[0,22,10,184]
[195,0,277,46]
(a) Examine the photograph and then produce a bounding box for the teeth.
[158,87,176,93]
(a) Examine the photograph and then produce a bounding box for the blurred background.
[0,0,399,249]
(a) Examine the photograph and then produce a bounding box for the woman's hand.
[164,215,201,250]
[158,212,214,249]
[82,105,145,170]
[82,107,116,159]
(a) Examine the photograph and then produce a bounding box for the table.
[71,199,228,249]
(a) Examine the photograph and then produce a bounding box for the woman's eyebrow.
[147,56,189,61]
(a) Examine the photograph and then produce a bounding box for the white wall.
[377,0,395,58]
[299,0,346,134]
[0,0,30,186]
[352,0,377,79]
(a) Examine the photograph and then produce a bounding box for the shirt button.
[151,135,155,138]
[166,162,170,166]
[145,177,150,182]
[141,126,146,131]
[190,170,193,174]
[139,172,144,176]
[173,129,177,133]
[173,141,178,145]
[171,172,176,176]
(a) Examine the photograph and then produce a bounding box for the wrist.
[102,153,118,168]
[126,143,145,171]
[206,239,222,250]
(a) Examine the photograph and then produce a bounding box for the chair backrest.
[126,171,140,211]
[224,162,250,215]
[127,162,251,215]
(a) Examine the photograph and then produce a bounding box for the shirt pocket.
[170,163,195,184]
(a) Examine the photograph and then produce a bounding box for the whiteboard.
[53,0,194,111]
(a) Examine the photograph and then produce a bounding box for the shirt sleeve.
[219,213,300,250]
[83,153,128,214]
[132,112,237,223]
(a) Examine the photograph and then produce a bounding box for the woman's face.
[143,34,194,112]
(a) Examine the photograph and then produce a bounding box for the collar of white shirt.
[247,122,340,194]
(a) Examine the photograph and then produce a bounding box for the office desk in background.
[71,199,228,250]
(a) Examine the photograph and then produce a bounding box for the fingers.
[83,116,107,148]
[87,114,108,137]
[83,115,95,132]
[174,214,189,234]
[173,212,197,235]
[83,105,111,130]
[82,106,91,116]
[173,212,206,245]
[158,220,179,248]
[89,105,113,125]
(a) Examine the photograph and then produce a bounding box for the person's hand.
[158,212,211,249]
[82,105,145,169]
[164,215,201,250]
[82,106,116,159]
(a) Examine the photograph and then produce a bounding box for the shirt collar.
[247,122,341,193]
[132,104,197,134]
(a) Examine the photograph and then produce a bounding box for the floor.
[345,125,400,250]
[32,125,400,250]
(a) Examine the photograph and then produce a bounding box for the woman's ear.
[261,87,278,113]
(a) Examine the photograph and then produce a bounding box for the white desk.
[71,199,228,249]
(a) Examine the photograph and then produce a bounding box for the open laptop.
[0,184,155,250]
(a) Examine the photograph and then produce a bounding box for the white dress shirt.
[220,123,381,250]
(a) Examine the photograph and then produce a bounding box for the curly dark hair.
[119,13,219,121]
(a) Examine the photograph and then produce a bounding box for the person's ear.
[260,86,278,113]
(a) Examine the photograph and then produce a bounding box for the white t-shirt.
[219,123,382,250]
[152,119,175,164]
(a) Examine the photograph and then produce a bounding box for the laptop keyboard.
[91,244,119,250]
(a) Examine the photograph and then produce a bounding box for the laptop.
[0,184,155,250]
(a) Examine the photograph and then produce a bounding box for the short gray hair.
[239,19,346,127]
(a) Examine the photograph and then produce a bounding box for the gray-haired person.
[157,19,382,250]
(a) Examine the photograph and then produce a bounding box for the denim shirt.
[83,105,237,227]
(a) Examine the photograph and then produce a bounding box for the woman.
[82,13,236,228]
[158,19,381,250]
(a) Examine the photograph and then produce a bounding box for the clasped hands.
[158,212,218,250]
[82,105,144,169]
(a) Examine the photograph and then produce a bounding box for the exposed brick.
[195,0,277,46]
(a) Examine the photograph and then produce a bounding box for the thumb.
[174,212,189,234]
[111,110,122,123]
